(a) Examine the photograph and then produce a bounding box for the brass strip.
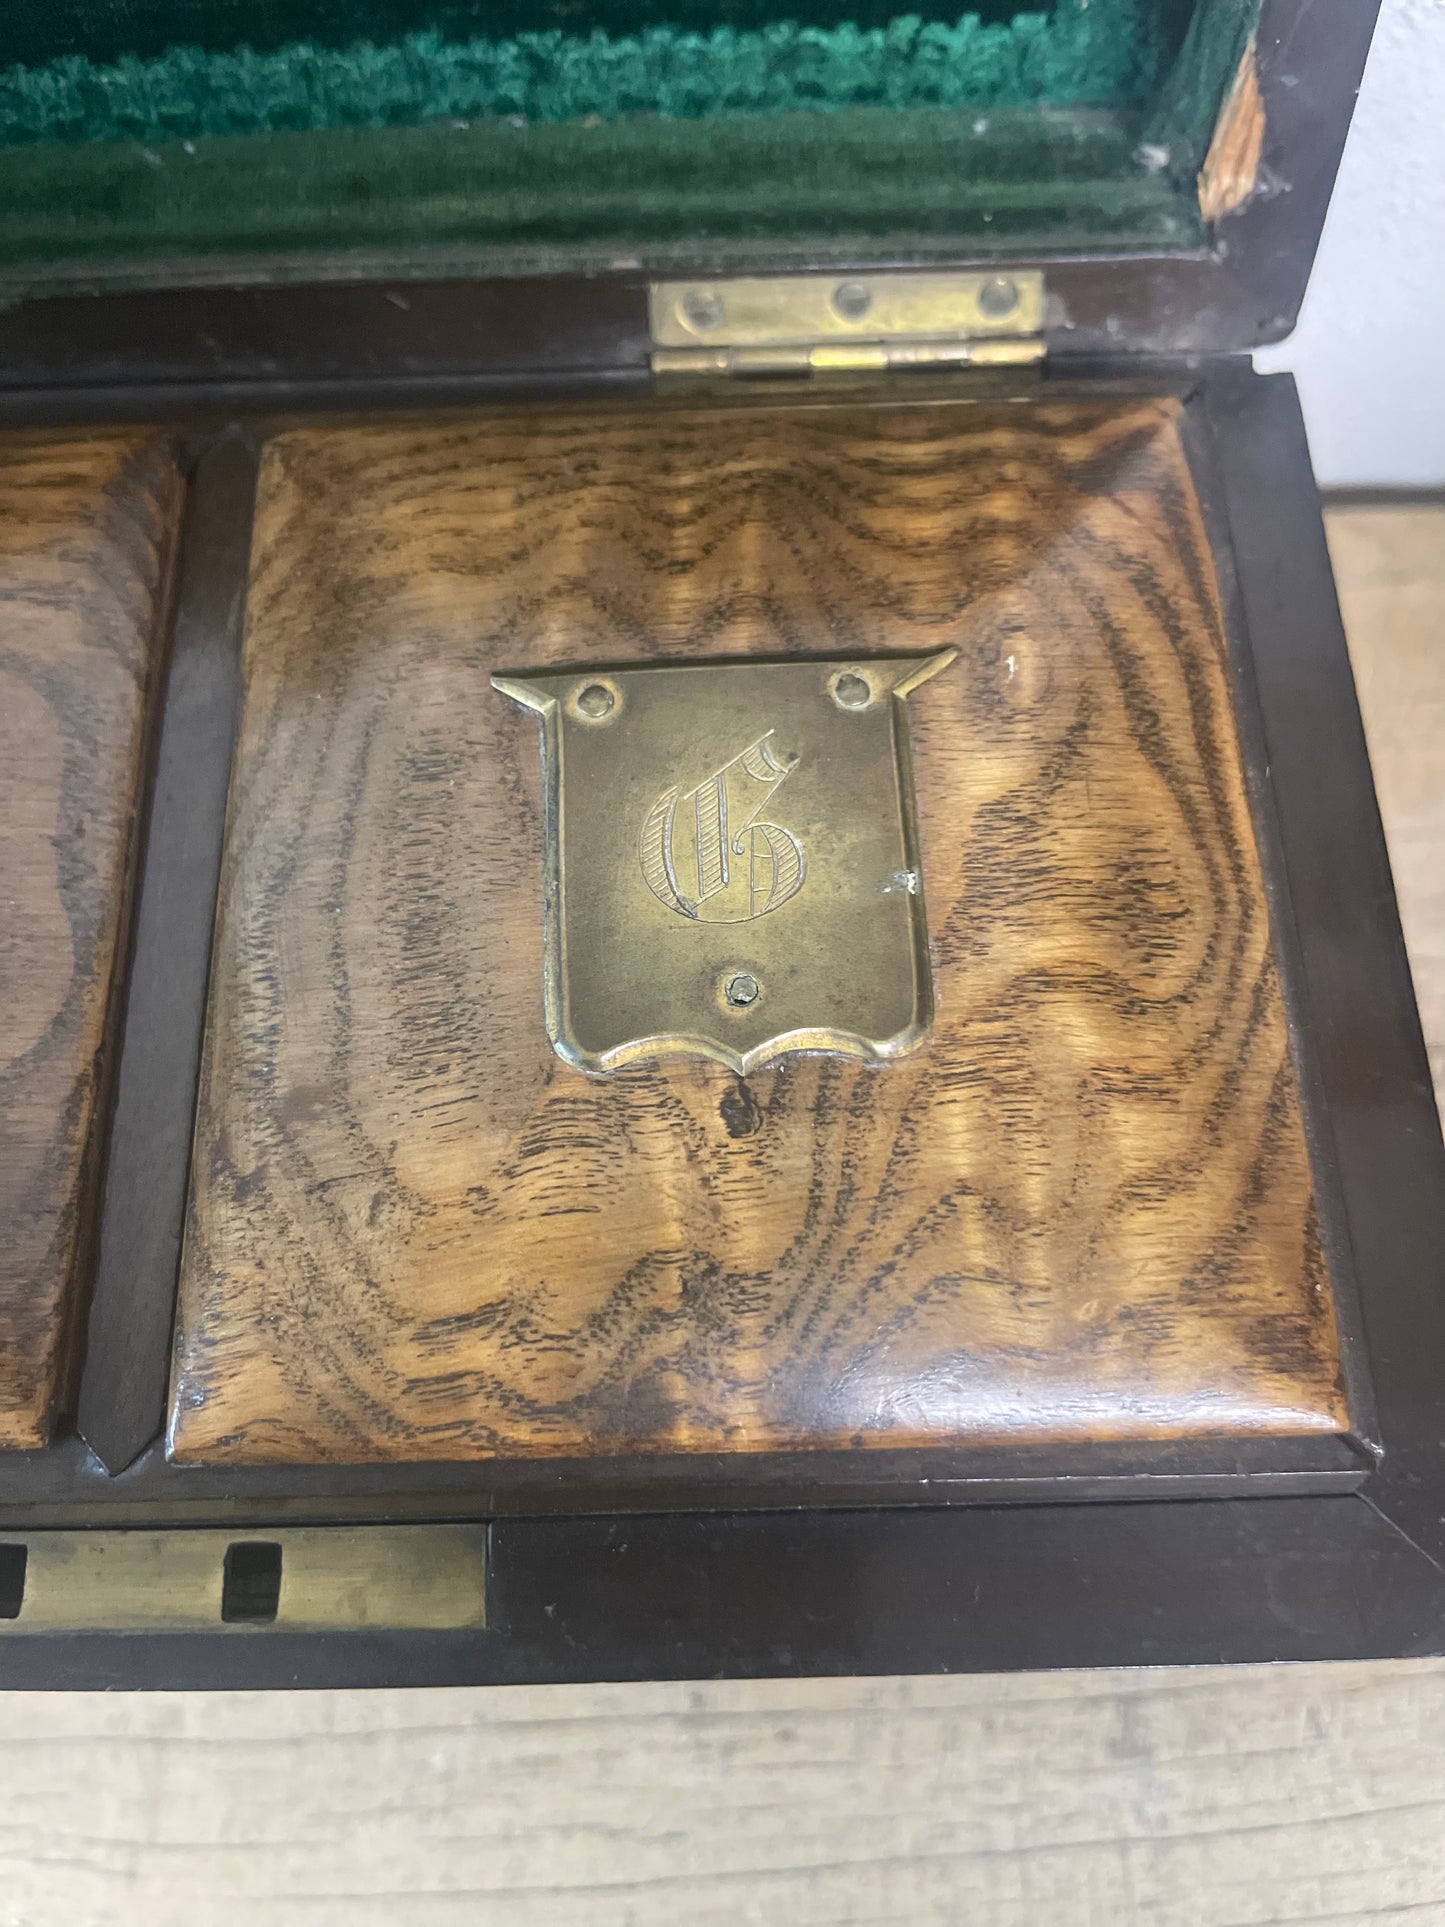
[0,1526,487,1634]
[650,338,1044,381]
[649,270,1046,351]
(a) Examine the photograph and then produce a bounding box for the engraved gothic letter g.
[639,732,806,924]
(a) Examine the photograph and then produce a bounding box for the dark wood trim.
[75,437,259,1475]
[36,437,188,1444]
[0,274,655,420]
[0,1430,1369,1530]
[1200,364,1445,1574]
[3,1493,1443,1691]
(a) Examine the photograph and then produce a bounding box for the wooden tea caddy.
[1,0,1442,1686]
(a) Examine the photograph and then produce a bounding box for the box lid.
[0,0,1378,367]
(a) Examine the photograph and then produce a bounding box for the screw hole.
[978,275,1019,320]
[724,971,761,1008]
[833,672,871,710]
[680,289,725,334]
[832,281,872,322]
[576,682,616,719]
[0,1544,27,1620]
[222,1541,283,1624]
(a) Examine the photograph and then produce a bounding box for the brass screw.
[576,682,615,719]
[978,275,1019,320]
[680,289,726,333]
[832,281,873,322]
[833,672,871,710]
[724,971,761,1008]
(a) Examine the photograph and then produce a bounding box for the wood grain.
[1326,504,1445,1114]
[0,431,179,1448]
[3,502,1439,1927]
[3,1661,1445,1927]
[170,395,1345,1463]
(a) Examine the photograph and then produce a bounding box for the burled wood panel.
[169,395,1345,1463]
[0,432,179,1448]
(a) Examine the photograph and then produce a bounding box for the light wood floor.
[1328,506,1445,1105]
[0,503,1441,1927]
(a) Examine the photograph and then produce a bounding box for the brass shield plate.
[495,653,954,1074]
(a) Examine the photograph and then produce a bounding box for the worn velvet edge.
[1,2,1160,144]
[0,105,1203,294]
[0,1,1255,293]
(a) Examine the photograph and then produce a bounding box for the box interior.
[0,0,1256,292]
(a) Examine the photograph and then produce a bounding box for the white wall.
[1255,0,1445,489]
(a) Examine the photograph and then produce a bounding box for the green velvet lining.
[0,1,1255,297]
[7,0,1097,66]
[2,4,1160,145]
[1143,0,1254,180]
[0,106,1198,285]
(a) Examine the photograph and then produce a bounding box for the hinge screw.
[978,276,1019,320]
[680,289,726,334]
[832,281,873,322]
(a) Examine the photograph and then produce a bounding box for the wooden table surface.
[0,501,1440,1927]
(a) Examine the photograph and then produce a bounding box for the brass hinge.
[649,271,1045,382]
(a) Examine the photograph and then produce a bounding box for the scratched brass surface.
[0,1528,487,1634]
[494,652,954,1075]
